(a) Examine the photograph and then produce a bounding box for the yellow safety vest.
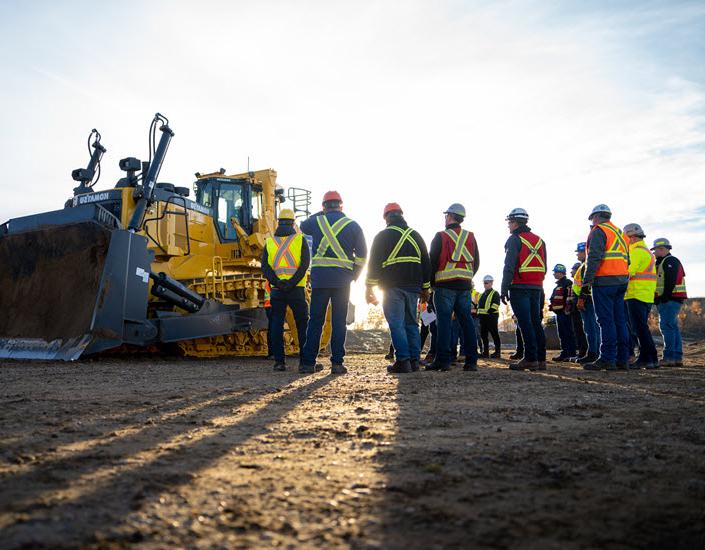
[572,262,584,296]
[478,289,499,315]
[435,229,475,282]
[625,241,656,303]
[265,233,306,287]
[311,215,364,270]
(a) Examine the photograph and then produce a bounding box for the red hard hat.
[383,202,403,217]
[322,190,342,204]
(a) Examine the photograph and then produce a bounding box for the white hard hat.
[651,237,672,250]
[506,207,529,221]
[623,223,645,238]
[589,204,612,220]
[444,203,466,217]
[482,275,494,283]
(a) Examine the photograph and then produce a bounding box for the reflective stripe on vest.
[382,226,421,267]
[592,222,629,277]
[656,257,688,298]
[478,289,498,315]
[312,215,354,270]
[435,228,474,282]
[266,234,305,287]
[630,244,656,281]
[518,235,546,273]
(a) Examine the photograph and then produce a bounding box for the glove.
[500,292,509,305]
[420,288,431,304]
[365,287,378,306]
[576,297,586,312]
[277,279,292,292]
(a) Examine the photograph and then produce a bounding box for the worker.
[261,209,311,372]
[549,264,576,361]
[652,237,688,367]
[471,287,483,356]
[478,274,501,358]
[300,191,367,374]
[579,204,630,371]
[428,203,480,371]
[569,261,588,359]
[366,202,431,374]
[622,224,658,369]
[500,208,547,371]
[573,242,599,364]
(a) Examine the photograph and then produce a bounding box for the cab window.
[215,183,245,241]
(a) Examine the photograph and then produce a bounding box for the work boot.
[424,352,435,364]
[409,358,420,372]
[658,359,676,367]
[480,351,490,358]
[298,362,322,374]
[331,363,347,375]
[463,362,478,371]
[628,362,643,370]
[536,361,547,371]
[552,354,570,362]
[616,361,629,371]
[583,359,616,371]
[426,361,451,371]
[387,359,412,374]
[272,362,287,372]
[509,351,523,360]
[576,352,598,364]
[509,359,539,371]
[384,351,395,361]
[644,362,659,369]
[674,360,684,367]
[491,351,501,359]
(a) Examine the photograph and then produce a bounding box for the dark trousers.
[265,307,272,355]
[269,287,309,363]
[302,286,350,366]
[571,309,588,356]
[592,283,629,363]
[479,314,501,353]
[555,312,577,357]
[626,299,657,364]
[434,287,478,366]
[510,288,546,362]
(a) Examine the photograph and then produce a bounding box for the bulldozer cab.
[195,177,254,241]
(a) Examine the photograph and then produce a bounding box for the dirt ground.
[1,342,705,549]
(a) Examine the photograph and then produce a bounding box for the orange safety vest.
[589,221,629,277]
[263,281,271,308]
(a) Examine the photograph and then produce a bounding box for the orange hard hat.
[383,202,403,217]
[322,190,342,204]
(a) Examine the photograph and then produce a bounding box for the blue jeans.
[657,300,683,361]
[269,287,309,363]
[509,288,545,362]
[580,297,600,355]
[626,299,657,364]
[301,286,350,366]
[433,287,478,366]
[382,288,421,361]
[592,284,629,363]
[555,312,576,357]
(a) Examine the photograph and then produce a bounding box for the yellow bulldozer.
[0,113,330,360]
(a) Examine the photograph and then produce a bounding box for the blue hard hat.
[553,263,567,273]
[575,242,586,252]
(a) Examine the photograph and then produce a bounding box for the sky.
[1,0,704,315]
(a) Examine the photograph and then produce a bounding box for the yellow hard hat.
[278,208,296,221]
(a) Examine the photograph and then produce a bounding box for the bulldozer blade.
[0,222,152,361]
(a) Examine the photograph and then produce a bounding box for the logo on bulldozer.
[72,192,111,206]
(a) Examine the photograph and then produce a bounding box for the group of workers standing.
[261,192,688,374]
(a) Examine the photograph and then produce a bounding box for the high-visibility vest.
[266,233,306,287]
[381,226,422,268]
[263,281,271,307]
[311,215,364,271]
[625,241,656,303]
[572,263,584,296]
[435,228,475,282]
[589,221,629,277]
[656,255,687,299]
[511,231,546,286]
[478,289,499,315]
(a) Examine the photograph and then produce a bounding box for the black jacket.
[366,218,431,292]
[655,254,684,304]
[261,224,310,290]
